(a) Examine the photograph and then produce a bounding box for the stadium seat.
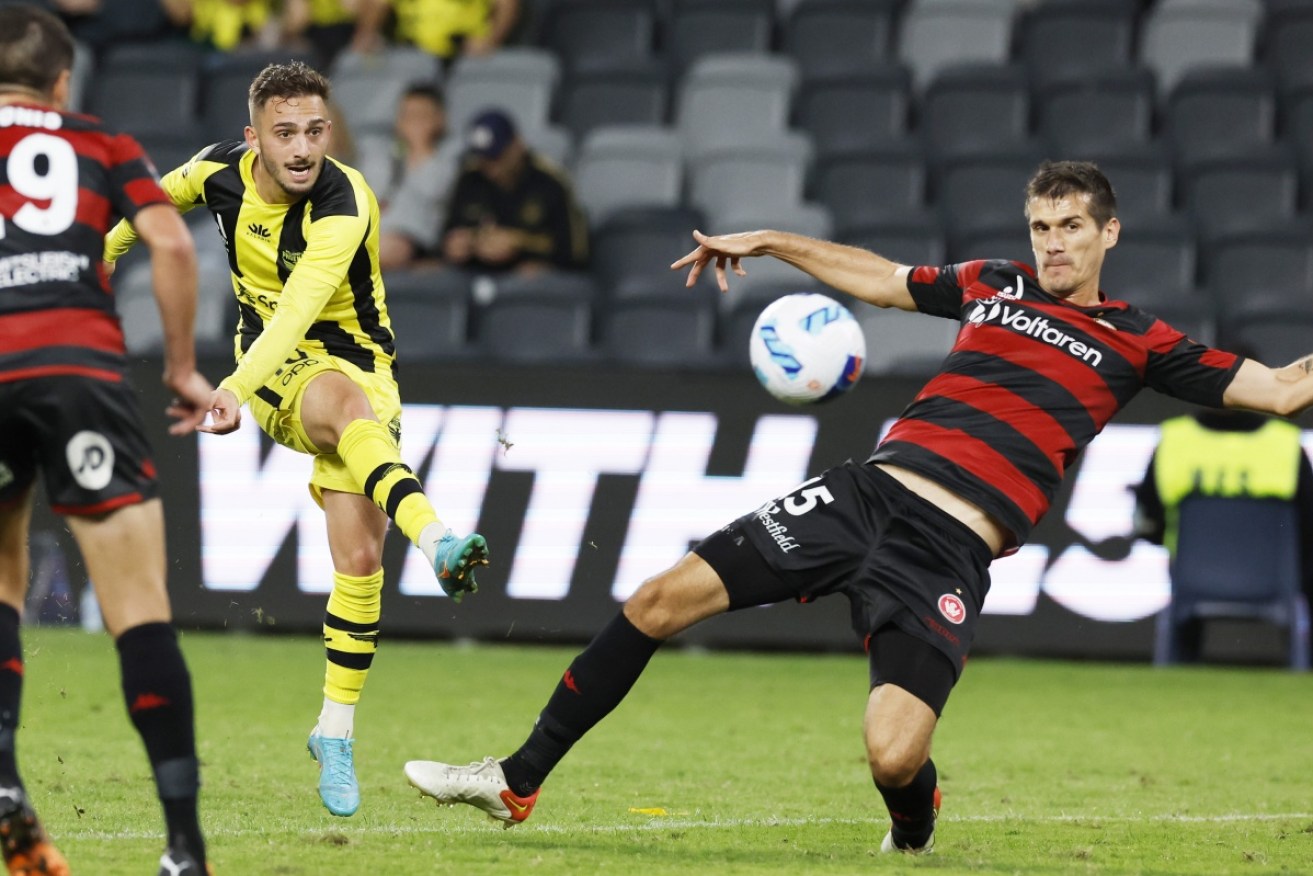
[599,296,718,368]
[919,64,1032,164]
[1182,149,1299,240]
[713,203,834,241]
[810,145,926,234]
[591,205,704,296]
[329,52,443,137]
[1099,217,1197,311]
[857,304,959,376]
[89,65,201,141]
[1165,67,1278,168]
[573,126,683,227]
[136,132,203,177]
[540,0,658,75]
[446,48,560,137]
[1015,0,1137,92]
[947,222,1032,265]
[1202,227,1313,320]
[793,65,911,158]
[664,0,776,79]
[782,0,899,78]
[1036,70,1156,156]
[557,63,668,143]
[1077,145,1176,225]
[1260,2,1313,91]
[473,294,595,363]
[1141,0,1263,98]
[934,149,1047,239]
[839,214,947,267]
[1154,496,1310,670]
[675,54,799,158]
[896,0,1015,91]
[384,284,472,361]
[1223,311,1313,367]
[686,136,814,233]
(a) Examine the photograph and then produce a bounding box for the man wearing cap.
[440,108,588,275]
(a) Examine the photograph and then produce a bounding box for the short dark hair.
[1025,160,1118,228]
[402,82,445,106]
[248,60,331,119]
[0,4,73,96]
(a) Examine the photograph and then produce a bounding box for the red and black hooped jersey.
[869,259,1244,551]
[0,101,170,383]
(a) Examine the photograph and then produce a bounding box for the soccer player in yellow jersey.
[104,61,489,819]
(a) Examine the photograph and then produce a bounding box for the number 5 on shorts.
[781,475,835,516]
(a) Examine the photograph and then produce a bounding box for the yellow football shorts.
[245,347,402,507]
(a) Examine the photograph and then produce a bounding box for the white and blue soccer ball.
[749,293,865,405]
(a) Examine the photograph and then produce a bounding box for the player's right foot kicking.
[432,531,489,603]
[0,788,68,876]
[879,785,941,855]
[404,757,539,828]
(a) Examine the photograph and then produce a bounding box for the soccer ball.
[749,293,865,405]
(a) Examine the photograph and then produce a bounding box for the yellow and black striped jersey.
[105,140,395,407]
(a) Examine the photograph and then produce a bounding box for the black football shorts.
[693,460,993,680]
[0,374,159,514]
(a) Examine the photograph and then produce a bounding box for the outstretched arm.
[670,229,917,311]
[1223,355,1313,418]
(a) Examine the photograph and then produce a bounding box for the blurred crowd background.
[24,0,1313,374]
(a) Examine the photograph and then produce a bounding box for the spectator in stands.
[376,83,457,271]
[281,0,358,68]
[350,0,520,69]
[1133,352,1313,659]
[439,108,588,276]
[159,0,278,52]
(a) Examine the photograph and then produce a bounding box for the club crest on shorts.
[937,593,966,625]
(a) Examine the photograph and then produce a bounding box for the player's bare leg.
[0,492,69,876]
[69,500,208,872]
[405,553,731,825]
[866,683,940,854]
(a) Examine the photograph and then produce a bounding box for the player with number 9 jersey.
[0,5,215,874]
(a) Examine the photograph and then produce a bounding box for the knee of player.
[623,578,682,639]
[866,737,925,787]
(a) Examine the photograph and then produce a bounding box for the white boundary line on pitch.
[56,812,1313,842]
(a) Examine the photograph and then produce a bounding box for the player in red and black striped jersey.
[0,6,213,875]
[404,160,1313,853]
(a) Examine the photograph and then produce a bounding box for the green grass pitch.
[15,627,1313,875]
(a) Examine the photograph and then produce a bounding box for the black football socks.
[117,622,205,865]
[0,604,22,793]
[877,757,938,849]
[501,611,661,797]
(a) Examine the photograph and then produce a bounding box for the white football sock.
[317,699,355,739]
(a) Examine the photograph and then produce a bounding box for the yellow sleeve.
[104,153,209,263]
[217,211,369,406]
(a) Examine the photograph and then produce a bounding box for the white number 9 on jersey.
[1,132,78,238]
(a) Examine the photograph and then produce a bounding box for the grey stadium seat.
[200,50,315,142]
[1165,67,1277,168]
[1037,70,1156,156]
[897,0,1015,92]
[541,0,657,74]
[557,63,668,143]
[599,297,718,369]
[665,0,775,79]
[687,135,814,232]
[810,145,926,234]
[1183,149,1299,240]
[793,64,911,158]
[934,150,1046,239]
[858,304,959,376]
[591,206,705,296]
[473,295,595,363]
[446,48,560,136]
[1098,218,1197,313]
[1141,0,1262,98]
[919,64,1032,164]
[1203,228,1313,316]
[573,126,683,227]
[782,0,899,79]
[676,54,799,158]
[1015,0,1137,91]
[385,292,471,361]
[839,214,947,267]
